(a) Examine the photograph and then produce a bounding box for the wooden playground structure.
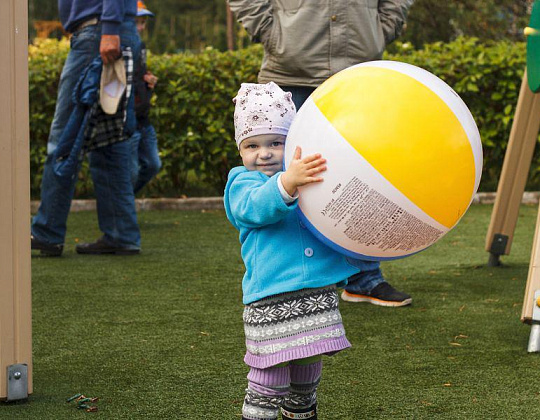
[485,1,540,351]
[0,0,32,401]
[3,0,540,406]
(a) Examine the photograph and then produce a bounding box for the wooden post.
[522,203,540,323]
[0,0,32,400]
[226,3,235,51]
[485,69,540,265]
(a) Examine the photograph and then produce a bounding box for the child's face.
[239,134,286,177]
[136,16,148,34]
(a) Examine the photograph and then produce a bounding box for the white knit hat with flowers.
[233,82,296,147]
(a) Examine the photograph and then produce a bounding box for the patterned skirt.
[243,285,351,369]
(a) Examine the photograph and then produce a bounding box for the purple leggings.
[242,359,322,420]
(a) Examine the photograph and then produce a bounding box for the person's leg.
[127,129,142,187]
[45,25,101,156]
[282,85,384,291]
[345,258,383,291]
[134,124,161,194]
[280,84,412,306]
[31,156,81,254]
[282,356,321,420]
[242,364,290,420]
[279,86,316,111]
[84,139,141,251]
[31,25,101,252]
[342,259,412,306]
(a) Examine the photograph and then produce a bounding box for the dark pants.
[279,85,382,292]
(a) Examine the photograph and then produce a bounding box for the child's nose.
[260,149,272,158]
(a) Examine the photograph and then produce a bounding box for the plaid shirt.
[84,47,134,152]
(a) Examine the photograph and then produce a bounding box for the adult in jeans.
[229,0,414,307]
[31,0,142,256]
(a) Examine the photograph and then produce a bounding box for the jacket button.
[304,248,314,257]
[331,15,337,21]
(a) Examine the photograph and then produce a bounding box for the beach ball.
[284,61,482,261]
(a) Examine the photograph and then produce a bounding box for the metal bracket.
[487,234,509,267]
[528,291,540,352]
[488,253,501,267]
[6,364,28,401]
[490,234,508,255]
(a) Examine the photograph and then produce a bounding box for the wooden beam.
[522,202,540,322]
[0,0,32,400]
[226,3,235,51]
[485,70,540,259]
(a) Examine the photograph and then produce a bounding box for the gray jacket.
[229,0,411,87]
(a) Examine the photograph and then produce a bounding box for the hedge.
[29,37,530,199]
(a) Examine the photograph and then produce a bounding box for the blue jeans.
[129,124,161,194]
[32,20,142,248]
[280,85,383,292]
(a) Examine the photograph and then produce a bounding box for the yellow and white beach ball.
[284,61,482,260]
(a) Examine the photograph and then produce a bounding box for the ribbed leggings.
[242,357,321,420]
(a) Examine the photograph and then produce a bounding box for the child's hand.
[144,72,158,89]
[281,146,326,197]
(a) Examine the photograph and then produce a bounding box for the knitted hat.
[233,82,296,147]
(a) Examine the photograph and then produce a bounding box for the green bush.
[147,45,260,195]
[29,40,261,199]
[29,39,69,197]
[29,37,530,198]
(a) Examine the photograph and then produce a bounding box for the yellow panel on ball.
[284,61,482,260]
[312,66,476,229]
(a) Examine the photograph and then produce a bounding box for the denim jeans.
[280,86,316,111]
[128,124,161,194]
[280,85,383,292]
[32,20,142,248]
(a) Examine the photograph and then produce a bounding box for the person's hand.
[100,34,121,64]
[281,146,326,197]
[143,72,158,89]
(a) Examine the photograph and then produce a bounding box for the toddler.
[130,0,161,193]
[224,82,359,420]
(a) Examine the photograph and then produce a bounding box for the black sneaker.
[31,234,63,257]
[341,282,412,307]
[281,404,317,419]
[76,236,140,255]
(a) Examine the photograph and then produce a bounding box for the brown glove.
[100,34,121,64]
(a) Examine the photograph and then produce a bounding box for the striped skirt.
[243,285,351,369]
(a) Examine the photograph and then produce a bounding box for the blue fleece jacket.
[224,167,358,304]
[58,0,137,34]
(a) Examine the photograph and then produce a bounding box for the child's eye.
[272,142,284,147]
[245,144,257,149]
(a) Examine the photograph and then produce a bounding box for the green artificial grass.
[3,205,540,418]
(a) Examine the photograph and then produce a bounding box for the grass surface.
[3,205,540,418]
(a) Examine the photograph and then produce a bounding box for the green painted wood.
[528,1,540,92]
